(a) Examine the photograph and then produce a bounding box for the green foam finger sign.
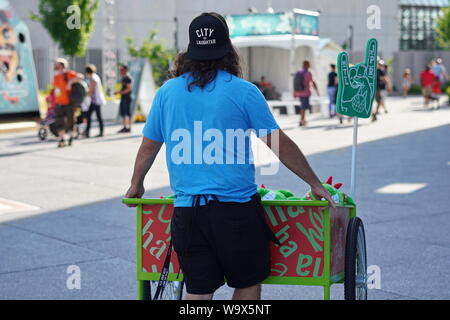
[336,38,378,118]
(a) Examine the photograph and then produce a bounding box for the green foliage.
[126,31,176,86]
[408,83,423,95]
[31,0,99,56]
[435,7,450,49]
[443,81,450,97]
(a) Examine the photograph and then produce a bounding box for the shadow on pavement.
[0,124,449,299]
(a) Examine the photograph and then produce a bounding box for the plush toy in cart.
[258,176,355,206]
[161,177,354,206]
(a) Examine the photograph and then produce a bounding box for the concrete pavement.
[0,95,449,299]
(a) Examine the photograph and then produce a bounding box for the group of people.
[295,61,349,126]
[293,56,448,125]
[419,58,448,109]
[50,58,134,148]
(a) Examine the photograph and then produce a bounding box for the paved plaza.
[0,96,449,299]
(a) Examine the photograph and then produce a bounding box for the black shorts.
[119,98,131,117]
[375,89,384,103]
[54,104,74,132]
[299,96,311,111]
[171,194,274,295]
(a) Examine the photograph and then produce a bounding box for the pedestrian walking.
[115,65,134,133]
[420,64,436,109]
[293,60,319,126]
[402,68,413,98]
[52,58,84,148]
[431,58,449,84]
[430,58,448,109]
[327,64,338,118]
[84,64,106,138]
[125,12,334,301]
[371,61,389,121]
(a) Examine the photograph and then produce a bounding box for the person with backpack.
[327,64,338,118]
[125,12,334,300]
[84,64,106,138]
[293,60,319,126]
[52,58,85,148]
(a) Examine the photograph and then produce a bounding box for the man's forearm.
[266,130,322,187]
[130,139,162,186]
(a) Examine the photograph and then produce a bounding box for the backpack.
[64,72,88,107]
[294,71,305,92]
[70,81,88,106]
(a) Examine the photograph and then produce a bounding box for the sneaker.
[117,127,127,133]
[57,139,66,148]
[124,128,131,133]
[95,133,104,138]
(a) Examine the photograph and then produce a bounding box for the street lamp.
[348,24,354,52]
[173,17,179,52]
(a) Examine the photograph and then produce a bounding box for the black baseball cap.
[187,12,232,61]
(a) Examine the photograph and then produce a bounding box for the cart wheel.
[145,280,184,300]
[344,217,368,300]
[38,128,48,141]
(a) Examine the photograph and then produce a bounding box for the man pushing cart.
[124,12,377,300]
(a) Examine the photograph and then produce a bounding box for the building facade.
[10,0,449,92]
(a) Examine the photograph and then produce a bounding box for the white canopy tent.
[226,9,342,112]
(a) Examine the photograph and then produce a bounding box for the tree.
[435,7,450,49]
[31,0,99,56]
[126,31,176,87]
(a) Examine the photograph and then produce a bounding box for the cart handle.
[122,198,354,208]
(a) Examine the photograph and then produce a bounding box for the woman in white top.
[402,68,413,98]
[84,64,106,137]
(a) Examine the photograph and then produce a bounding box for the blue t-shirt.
[143,70,279,207]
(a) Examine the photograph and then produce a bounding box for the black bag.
[70,82,87,106]
[64,72,87,107]
[294,71,305,92]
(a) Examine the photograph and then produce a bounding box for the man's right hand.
[124,184,145,207]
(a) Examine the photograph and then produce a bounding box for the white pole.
[289,11,296,96]
[350,117,358,198]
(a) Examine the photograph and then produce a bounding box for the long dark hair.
[170,13,242,91]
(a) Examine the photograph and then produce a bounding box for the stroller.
[38,89,59,141]
[38,89,84,141]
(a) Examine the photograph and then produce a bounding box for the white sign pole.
[350,117,358,198]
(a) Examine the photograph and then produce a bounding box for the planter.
[102,99,120,122]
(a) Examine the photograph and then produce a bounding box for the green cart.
[122,198,367,300]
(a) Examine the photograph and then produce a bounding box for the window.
[400,5,444,50]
